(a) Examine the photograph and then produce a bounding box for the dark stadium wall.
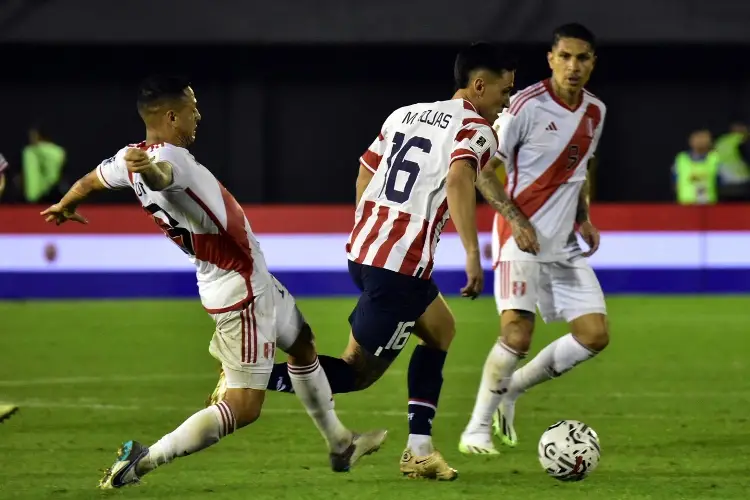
[0,44,748,203]
[3,0,750,44]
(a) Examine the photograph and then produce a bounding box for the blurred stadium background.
[1,2,749,499]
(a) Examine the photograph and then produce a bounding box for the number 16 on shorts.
[374,321,414,356]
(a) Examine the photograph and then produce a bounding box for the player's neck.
[452,89,480,113]
[145,130,184,148]
[548,79,583,109]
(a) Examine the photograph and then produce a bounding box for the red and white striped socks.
[138,402,236,476]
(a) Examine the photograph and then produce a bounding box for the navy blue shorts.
[347,260,439,361]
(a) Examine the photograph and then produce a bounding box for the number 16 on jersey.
[380,132,432,203]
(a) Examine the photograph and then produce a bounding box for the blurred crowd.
[0,126,68,204]
[672,123,750,204]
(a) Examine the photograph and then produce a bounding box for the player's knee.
[415,315,456,351]
[500,309,535,352]
[285,323,317,367]
[224,389,264,429]
[432,317,456,351]
[572,314,609,352]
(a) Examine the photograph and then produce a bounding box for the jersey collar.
[462,99,478,113]
[544,79,584,113]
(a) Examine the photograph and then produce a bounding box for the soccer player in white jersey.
[459,24,610,455]
[39,75,386,489]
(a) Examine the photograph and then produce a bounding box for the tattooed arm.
[476,156,524,221]
[476,156,540,255]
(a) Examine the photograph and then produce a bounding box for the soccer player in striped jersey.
[459,23,611,455]
[40,75,386,489]
[210,42,519,480]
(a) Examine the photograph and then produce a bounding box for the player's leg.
[399,291,458,481]
[502,259,608,429]
[208,263,390,402]
[460,261,539,452]
[272,278,387,471]
[265,354,358,394]
[99,300,273,489]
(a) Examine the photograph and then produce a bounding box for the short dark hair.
[29,123,48,139]
[454,42,516,89]
[137,75,191,113]
[552,23,596,51]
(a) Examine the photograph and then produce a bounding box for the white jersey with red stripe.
[493,79,606,263]
[96,141,271,313]
[346,98,498,279]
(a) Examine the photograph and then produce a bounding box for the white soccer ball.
[538,420,601,481]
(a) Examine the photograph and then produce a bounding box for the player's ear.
[547,51,554,70]
[472,73,487,95]
[472,76,484,95]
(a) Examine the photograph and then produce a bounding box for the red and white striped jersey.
[492,79,606,262]
[96,141,271,313]
[347,98,498,279]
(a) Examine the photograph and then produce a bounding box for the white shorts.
[494,258,607,323]
[209,277,303,390]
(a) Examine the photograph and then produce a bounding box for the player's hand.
[40,203,88,225]
[123,148,155,173]
[578,221,600,257]
[461,251,484,299]
[510,215,540,255]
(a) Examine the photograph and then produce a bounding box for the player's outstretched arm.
[40,169,106,225]
[447,160,483,298]
[355,164,374,206]
[476,157,540,255]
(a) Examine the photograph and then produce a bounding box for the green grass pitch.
[1,296,749,499]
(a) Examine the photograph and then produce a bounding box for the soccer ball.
[538,420,601,481]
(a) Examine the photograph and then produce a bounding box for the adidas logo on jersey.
[546,121,558,131]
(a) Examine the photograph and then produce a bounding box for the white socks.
[288,357,352,453]
[139,401,235,476]
[465,333,597,439]
[507,333,596,397]
[464,342,523,435]
[407,434,433,456]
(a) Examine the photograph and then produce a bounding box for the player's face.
[475,69,515,122]
[548,38,595,93]
[171,87,202,147]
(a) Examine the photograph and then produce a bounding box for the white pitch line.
[1,373,749,399]
[0,373,214,387]
[0,398,725,421]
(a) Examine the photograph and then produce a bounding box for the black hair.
[551,23,596,51]
[136,75,192,113]
[28,123,47,139]
[454,42,517,89]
